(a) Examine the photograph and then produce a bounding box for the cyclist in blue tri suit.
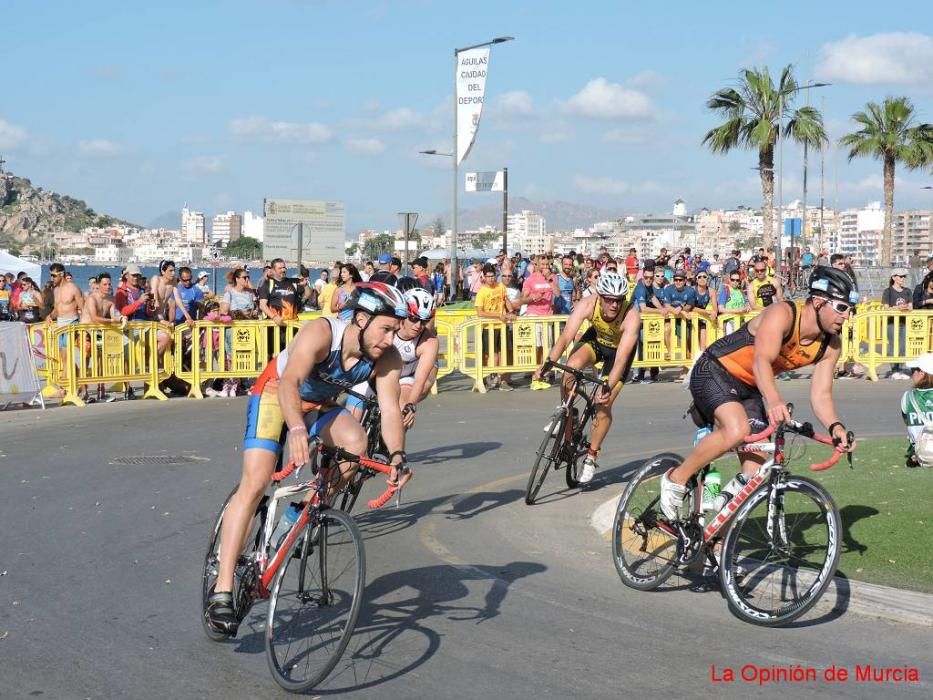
[207,283,412,636]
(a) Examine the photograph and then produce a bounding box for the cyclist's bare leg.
[317,410,369,487]
[560,344,595,401]
[215,448,278,593]
[588,380,623,454]
[668,402,751,486]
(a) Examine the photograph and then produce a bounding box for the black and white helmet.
[809,267,858,305]
[346,282,409,319]
[404,288,436,320]
[595,270,629,299]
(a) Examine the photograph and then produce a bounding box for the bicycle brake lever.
[846,431,855,469]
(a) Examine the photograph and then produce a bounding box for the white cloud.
[229,116,333,144]
[378,107,428,130]
[181,156,224,174]
[78,138,123,157]
[0,119,28,150]
[345,137,385,155]
[626,70,662,92]
[816,33,933,85]
[564,78,655,120]
[495,90,536,118]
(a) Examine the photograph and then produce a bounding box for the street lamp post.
[450,35,513,300]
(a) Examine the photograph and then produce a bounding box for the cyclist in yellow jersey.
[533,271,641,483]
[659,267,856,519]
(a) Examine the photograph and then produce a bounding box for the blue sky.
[2,0,932,231]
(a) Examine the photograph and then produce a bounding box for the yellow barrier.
[173,319,302,398]
[27,307,933,405]
[851,310,933,381]
[46,321,169,406]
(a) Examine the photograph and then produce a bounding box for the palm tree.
[703,65,828,248]
[838,97,933,266]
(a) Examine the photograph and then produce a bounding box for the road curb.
[592,492,933,627]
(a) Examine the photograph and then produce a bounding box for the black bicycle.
[525,360,609,505]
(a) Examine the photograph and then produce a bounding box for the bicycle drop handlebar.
[740,404,855,472]
[542,360,610,395]
[272,439,409,510]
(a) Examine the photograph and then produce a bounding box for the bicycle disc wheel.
[611,453,686,591]
[719,475,841,627]
[525,409,567,505]
[201,486,268,641]
[266,508,365,692]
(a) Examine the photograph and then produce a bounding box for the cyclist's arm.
[605,307,641,389]
[809,335,850,448]
[751,303,795,423]
[276,319,331,433]
[774,280,785,302]
[546,293,596,362]
[373,347,405,463]
[408,336,439,403]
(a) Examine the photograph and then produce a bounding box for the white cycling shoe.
[659,468,689,520]
[579,454,598,484]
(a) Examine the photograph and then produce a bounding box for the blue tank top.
[277,317,374,403]
[556,274,575,313]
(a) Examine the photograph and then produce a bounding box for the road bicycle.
[611,407,855,626]
[525,360,609,505]
[201,438,406,692]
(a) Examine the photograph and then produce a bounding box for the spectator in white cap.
[882,268,913,379]
[901,352,933,468]
[196,270,212,297]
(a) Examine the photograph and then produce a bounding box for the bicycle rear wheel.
[266,508,365,692]
[525,409,567,505]
[201,486,268,641]
[612,454,686,590]
[719,475,841,626]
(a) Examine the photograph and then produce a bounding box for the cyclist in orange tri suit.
[660,267,857,519]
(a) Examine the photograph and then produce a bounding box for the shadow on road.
[445,489,524,520]
[314,560,547,693]
[408,441,502,465]
[531,458,646,506]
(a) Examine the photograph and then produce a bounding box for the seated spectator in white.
[902,353,933,468]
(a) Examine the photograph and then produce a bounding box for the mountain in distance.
[0,170,138,248]
[445,196,625,232]
[148,210,182,230]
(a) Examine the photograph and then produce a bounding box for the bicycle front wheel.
[525,409,567,505]
[266,508,365,692]
[611,454,686,590]
[719,475,841,627]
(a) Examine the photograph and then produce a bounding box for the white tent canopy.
[421,248,497,262]
[0,250,41,284]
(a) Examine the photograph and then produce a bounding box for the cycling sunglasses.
[408,314,428,324]
[825,299,854,314]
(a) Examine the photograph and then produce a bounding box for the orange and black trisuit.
[689,301,829,426]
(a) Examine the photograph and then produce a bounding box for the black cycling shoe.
[206,591,239,636]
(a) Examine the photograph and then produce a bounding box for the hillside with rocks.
[0,171,135,250]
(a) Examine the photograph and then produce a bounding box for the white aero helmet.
[596,270,628,299]
[404,287,436,320]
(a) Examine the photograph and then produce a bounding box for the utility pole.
[0,154,6,174]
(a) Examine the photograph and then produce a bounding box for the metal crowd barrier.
[24,307,933,406]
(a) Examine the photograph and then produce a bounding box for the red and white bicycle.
[612,407,854,626]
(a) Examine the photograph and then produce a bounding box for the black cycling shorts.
[572,327,634,379]
[689,353,767,430]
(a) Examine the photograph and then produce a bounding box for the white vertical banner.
[456,47,490,165]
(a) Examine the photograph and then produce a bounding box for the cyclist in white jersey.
[349,285,439,429]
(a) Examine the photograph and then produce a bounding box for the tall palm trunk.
[881,154,895,267]
[759,147,775,248]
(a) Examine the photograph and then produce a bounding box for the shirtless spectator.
[47,263,85,396]
[150,260,178,324]
[81,272,120,401]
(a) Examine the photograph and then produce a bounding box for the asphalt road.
[0,377,930,699]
